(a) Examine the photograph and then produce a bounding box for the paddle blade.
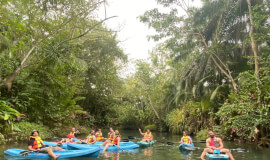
[57,143,63,147]
[128,136,135,139]
[231,148,248,152]
[167,142,175,145]
[122,139,129,142]
[185,146,197,151]
[19,151,31,157]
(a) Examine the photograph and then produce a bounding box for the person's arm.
[92,137,97,144]
[189,136,192,143]
[86,136,90,144]
[40,140,45,146]
[138,128,145,136]
[28,140,38,151]
[28,146,35,151]
[216,138,224,150]
[179,137,183,143]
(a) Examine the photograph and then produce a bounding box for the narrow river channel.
[1,130,269,160]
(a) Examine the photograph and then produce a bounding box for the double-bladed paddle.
[121,139,129,142]
[167,140,206,145]
[184,146,248,152]
[128,136,142,140]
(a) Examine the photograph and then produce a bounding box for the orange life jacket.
[144,132,153,139]
[113,135,121,145]
[29,136,43,149]
[67,132,75,138]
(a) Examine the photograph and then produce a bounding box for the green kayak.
[137,140,155,147]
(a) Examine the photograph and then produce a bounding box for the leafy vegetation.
[0,0,269,147]
[0,0,126,138]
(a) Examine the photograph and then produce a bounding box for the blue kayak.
[4,148,100,159]
[206,152,229,160]
[67,142,139,151]
[179,143,194,150]
[137,140,155,147]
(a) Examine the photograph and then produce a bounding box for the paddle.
[167,140,206,145]
[121,139,129,142]
[128,136,141,139]
[185,146,248,152]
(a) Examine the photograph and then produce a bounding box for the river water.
[1,130,269,160]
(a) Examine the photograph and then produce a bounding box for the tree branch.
[56,16,117,47]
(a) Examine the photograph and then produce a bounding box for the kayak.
[206,152,229,160]
[4,148,100,159]
[67,142,139,151]
[179,143,194,150]
[137,140,155,147]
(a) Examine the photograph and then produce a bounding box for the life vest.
[113,135,121,145]
[209,137,220,147]
[182,136,191,144]
[96,132,104,141]
[108,132,114,140]
[88,135,95,143]
[67,132,75,138]
[144,132,153,139]
[29,136,43,149]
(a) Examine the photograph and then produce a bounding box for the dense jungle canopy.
[0,0,270,147]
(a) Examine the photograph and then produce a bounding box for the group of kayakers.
[27,127,234,160]
[178,131,235,160]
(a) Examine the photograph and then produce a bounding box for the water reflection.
[143,147,153,157]
[179,148,193,160]
[103,152,120,160]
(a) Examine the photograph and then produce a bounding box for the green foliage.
[0,100,21,133]
[217,62,270,141]
[145,124,157,131]
[0,133,5,145]
[196,129,209,140]
[0,0,126,131]
[166,101,209,134]
[16,122,53,141]
[118,106,145,129]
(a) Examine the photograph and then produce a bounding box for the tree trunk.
[5,46,36,91]
[246,0,259,74]
[148,95,160,120]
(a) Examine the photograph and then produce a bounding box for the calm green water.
[1,130,270,160]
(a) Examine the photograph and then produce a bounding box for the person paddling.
[200,131,235,160]
[179,131,192,144]
[28,130,64,160]
[139,128,153,143]
[103,130,121,151]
